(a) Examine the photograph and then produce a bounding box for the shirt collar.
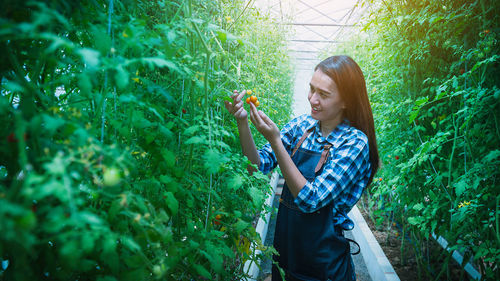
[309,118,350,147]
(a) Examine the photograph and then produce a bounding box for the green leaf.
[228,174,244,191]
[4,80,24,93]
[454,181,467,197]
[121,237,141,252]
[193,264,211,279]
[159,174,173,184]
[146,107,164,122]
[102,235,117,254]
[42,114,65,135]
[164,192,178,215]
[216,30,237,43]
[81,234,95,253]
[92,26,112,54]
[407,216,423,225]
[101,250,119,274]
[115,65,129,89]
[79,211,103,226]
[217,30,227,42]
[205,242,223,273]
[185,136,205,145]
[60,240,81,265]
[121,268,148,281]
[408,108,420,124]
[159,174,178,193]
[413,203,424,211]
[78,48,100,68]
[41,33,74,53]
[233,219,249,234]
[161,149,176,168]
[219,243,235,259]
[136,57,182,73]
[415,96,429,106]
[167,29,177,43]
[249,186,264,208]
[108,199,121,221]
[190,18,204,25]
[483,149,500,163]
[119,94,136,103]
[184,125,200,135]
[96,276,117,281]
[158,125,174,140]
[203,149,228,174]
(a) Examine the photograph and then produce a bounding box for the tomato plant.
[329,0,499,279]
[0,0,293,280]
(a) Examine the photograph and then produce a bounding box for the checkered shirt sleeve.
[258,115,304,174]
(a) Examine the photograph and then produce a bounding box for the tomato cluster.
[244,90,260,107]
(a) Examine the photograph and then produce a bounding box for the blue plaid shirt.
[258,114,371,229]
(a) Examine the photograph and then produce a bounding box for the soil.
[357,194,472,281]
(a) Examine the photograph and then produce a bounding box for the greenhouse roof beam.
[282,23,355,27]
[289,50,319,53]
[289,39,342,43]
[297,0,339,24]
[295,0,343,16]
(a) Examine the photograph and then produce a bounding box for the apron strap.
[334,224,361,256]
[291,128,313,158]
[336,225,361,255]
[347,238,361,255]
[290,128,332,173]
[315,144,332,173]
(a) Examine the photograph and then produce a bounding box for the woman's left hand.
[248,102,281,145]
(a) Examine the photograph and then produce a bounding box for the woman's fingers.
[232,90,246,103]
[249,102,267,130]
[249,104,256,124]
[259,110,274,126]
[234,106,245,118]
[224,100,233,113]
[248,102,259,124]
[237,91,246,101]
[225,98,245,115]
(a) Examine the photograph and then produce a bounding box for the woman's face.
[308,70,345,124]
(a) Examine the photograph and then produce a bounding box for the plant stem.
[448,114,458,187]
[496,194,500,245]
[227,0,255,31]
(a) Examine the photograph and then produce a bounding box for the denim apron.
[272,129,355,281]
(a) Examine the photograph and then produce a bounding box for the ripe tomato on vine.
[214,214,222,225]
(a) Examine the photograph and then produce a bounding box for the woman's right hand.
[224,90,248,121]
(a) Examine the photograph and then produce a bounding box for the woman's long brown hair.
[315,55,380,185]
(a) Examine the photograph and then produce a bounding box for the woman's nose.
[309,92,319,104]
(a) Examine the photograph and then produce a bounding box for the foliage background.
[0,0,294,280]
[327,0,499,280]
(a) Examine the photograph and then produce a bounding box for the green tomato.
[103,167,121,186]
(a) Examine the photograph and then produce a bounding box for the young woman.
[224,55,379,281]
